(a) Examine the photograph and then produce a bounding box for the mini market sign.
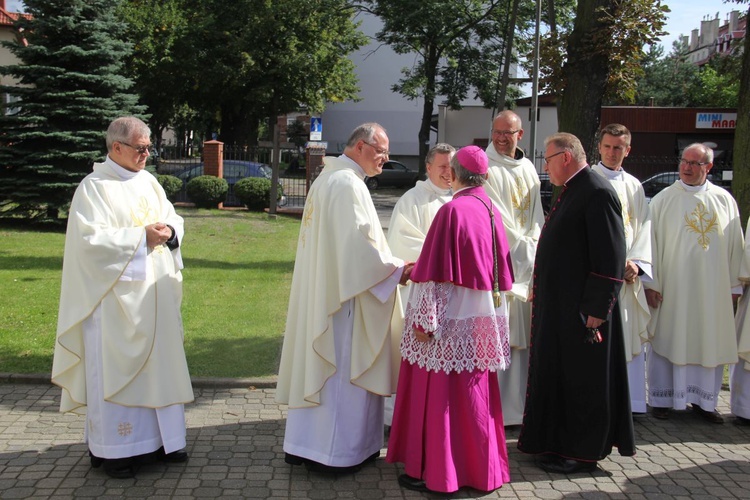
[696,112,737,129]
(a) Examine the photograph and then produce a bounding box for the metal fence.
[154,144,307,207]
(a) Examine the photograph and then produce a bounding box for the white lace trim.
[401,282,511,374]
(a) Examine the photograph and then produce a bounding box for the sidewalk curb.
[0,372,278,389]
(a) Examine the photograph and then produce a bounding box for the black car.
[641,172,679,201]
[365,160,420,190]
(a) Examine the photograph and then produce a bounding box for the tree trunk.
[497,0,521,109]
[418,48,439,176]
[733,5,750,227]
[558,0,610,157]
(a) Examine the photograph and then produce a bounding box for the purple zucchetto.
[455,145,488,175]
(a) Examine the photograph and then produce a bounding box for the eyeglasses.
[362,141,390,158]
[120,142,152,155]
[680,159,708,168]
[491,129,520,137]
[543,151,565,164]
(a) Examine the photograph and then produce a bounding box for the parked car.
[640,171,732,203]
[539,172,553,213]
[174,159,273,185]
[173,160,285,206]
[365,160,420,190]
[641,172,679,202]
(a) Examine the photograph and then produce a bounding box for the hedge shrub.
[157,174,183,201]
[186,175,228,208]
[234,177,283,211]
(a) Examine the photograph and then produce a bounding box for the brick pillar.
[203,140,224,208]
[306,145,327,190]
[203,140,224,178]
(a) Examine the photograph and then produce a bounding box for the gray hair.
[450,154,485,187]
[544,132,586,164]
[684,143,714,163]
[346,122,386,148]
[426,143,456,165]
[106,117,151,151]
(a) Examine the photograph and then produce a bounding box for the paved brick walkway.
[1,380,750,499]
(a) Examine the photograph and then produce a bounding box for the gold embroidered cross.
[511,177,530,226]
[684,202,718,250]
[118,422,133,437]
[300,199,315,247]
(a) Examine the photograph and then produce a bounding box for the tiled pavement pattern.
[1,379,750,499]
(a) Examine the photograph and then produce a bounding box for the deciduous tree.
[359,0,531,173]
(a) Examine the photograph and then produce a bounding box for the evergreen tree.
[0,0,145,220]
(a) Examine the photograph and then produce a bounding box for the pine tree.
[0,0,145,220]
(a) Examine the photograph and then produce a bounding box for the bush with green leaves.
[157,174,183,201]
[234,177,283,211]
[186,175,228,208]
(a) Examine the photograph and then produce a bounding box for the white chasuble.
[52,160,193,415]
[647,181,743,367]
[387,178,451,310]
[592,163,652,361]
[276,155,405,409]
[485,144,543,425]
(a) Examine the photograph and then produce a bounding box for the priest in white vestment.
[592,124,652,414]
[731,218,750,426]
[484,110,544,426]
[52,117,194,479]
[645,143,743,423]
[276,123,412,473]
[383,143,454,426]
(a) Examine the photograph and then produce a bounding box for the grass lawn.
[0,208,300,379]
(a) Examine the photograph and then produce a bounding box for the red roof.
[1,6,30,27]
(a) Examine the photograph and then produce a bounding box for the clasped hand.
[145,222,172,248]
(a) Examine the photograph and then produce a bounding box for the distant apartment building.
[682,9,746,66]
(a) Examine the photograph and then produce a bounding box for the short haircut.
[599,123,631,146]
[426,143,456,165]
[106,117,151,152]
[493,110,522,129]
[346,122,385,148]
[450,154,485,187]
[544,132,586,164]
[683,143,714,164]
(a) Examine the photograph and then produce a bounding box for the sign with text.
[695,112,737,129]
[310,116,322,140]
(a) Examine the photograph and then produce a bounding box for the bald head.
[491,110,524,158]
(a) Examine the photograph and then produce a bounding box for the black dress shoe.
[734,415,750,426]
[652,407,670,420]
[304,451,380,475]
[89,451,104,468]
[154,446,189,463]
[691,404,724,424]
[285,452,307,465]
[398,474,430,492]
[538,457,597,474]
[102,457,138,479]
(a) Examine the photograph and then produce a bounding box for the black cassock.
[518,167,636,461]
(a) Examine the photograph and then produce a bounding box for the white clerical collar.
[105,155,140,180]
[424,178,452,196]
[679,179,708,192]
[594,162,623,180]
[563,165,587,186]
[338,153,366,178]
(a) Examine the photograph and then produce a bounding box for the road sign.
[310,116,322,141]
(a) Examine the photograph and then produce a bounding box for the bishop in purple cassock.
[386,146,514,494]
